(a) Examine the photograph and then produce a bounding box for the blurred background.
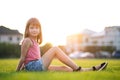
[0,0,120,59]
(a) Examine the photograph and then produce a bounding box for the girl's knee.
[52,46,59,50]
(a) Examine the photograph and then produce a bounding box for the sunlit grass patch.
[0,58,120,80]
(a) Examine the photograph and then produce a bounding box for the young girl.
[16,18,108,72]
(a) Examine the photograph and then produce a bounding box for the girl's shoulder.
[22,38,33,46]
[23,38,31,41]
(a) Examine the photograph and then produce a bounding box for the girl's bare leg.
[48,65,73,72]
[42,47,79,71]
[42,47,107,71]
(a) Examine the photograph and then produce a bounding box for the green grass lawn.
[0,58,120,80]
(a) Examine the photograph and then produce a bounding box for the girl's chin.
[31,34,38,36]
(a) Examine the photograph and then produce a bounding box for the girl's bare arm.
[16,38,32,71]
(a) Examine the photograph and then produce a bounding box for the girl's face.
[28,24,40,37]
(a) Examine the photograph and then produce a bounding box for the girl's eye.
[30,26,39,29]
[35,26,39,29]
[29,26,34,29]
[29,24,39,29]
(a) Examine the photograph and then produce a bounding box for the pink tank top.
[24,38,41,64]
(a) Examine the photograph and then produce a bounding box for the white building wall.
[0,35,22,44]
[105,26,120,50]
[82,26,120,50]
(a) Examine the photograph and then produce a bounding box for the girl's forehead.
[29,22,40,26]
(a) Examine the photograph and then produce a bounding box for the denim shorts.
[25,59,45,71]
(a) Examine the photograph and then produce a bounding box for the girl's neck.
[29,36,37,42]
